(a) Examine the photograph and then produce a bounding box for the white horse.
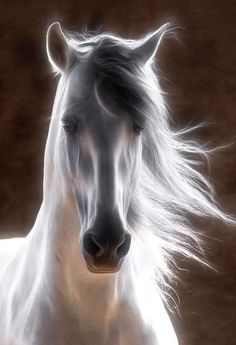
[0,22,233,345]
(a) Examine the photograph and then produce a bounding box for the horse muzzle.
[82,231,131,274]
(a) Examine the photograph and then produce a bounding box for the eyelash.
[133,124,143,135]
[62,120,77,133]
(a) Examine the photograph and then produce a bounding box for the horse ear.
[46,22,70,72]
[133,23,170,64]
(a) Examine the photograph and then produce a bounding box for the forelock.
[88,36,151,126]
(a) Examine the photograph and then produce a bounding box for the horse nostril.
[83,232,131,261]
[116,233,131,258]
[83,233,104,258]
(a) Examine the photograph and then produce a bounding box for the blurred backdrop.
[0,1,236,344]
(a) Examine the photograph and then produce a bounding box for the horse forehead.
[67,64,94,99]
[66,64,108,118]
[66,64,129,147]
[66,65,122,119]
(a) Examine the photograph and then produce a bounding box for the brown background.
[0,1,236,344]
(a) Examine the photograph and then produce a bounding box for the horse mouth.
[85,260,122,274]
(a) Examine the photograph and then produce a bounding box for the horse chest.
[29,303,158,345]
[45,319,156,345]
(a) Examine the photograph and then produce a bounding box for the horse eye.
[133,124,143,135]
[62,120,77,133]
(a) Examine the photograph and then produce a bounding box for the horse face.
[46,22,166,274]
[61,65,142,273]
